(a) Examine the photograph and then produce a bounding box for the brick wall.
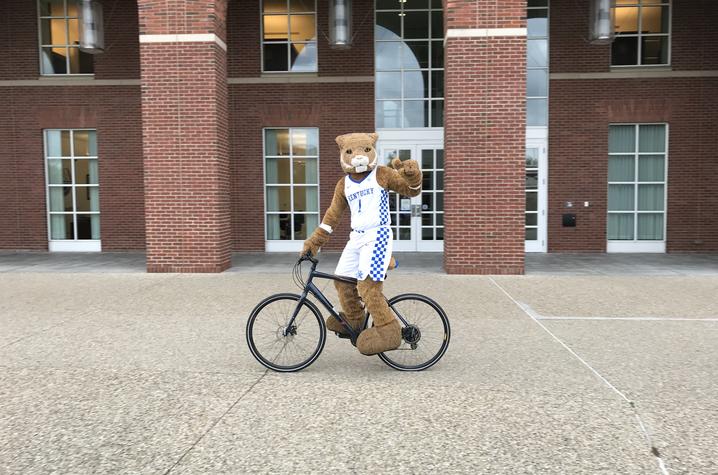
[549,0,718,252]
[443,0,527,274]
[0,0,145,251]
[138,0,232,272]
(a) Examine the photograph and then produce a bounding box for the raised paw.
[356,319,402,355]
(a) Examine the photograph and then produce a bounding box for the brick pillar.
[137,0,231,272]
[443,0,526,274]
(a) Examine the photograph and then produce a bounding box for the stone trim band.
[139,33,227,51]
[446,28,527,38]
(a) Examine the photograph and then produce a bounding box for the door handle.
[411,204,421,217]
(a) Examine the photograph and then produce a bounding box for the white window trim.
[37,0,94,77]
[259,0,318,73]
[44,129,102,252]
[607,123,668,253]
[611,0,672,68]
[263,127,320,251]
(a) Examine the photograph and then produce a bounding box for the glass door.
[525,140,547,252]
[379,145,444,252]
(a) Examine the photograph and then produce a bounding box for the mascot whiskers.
[301,132,422,355]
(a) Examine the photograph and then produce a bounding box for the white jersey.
[344,166,390,232]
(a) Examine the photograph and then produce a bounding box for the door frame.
[377,128,444,252]
[525,130,548,253]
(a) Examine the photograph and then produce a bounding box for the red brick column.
[137,1,231,272]
[443,0,526,274]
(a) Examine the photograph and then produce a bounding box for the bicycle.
[246,253,451,372]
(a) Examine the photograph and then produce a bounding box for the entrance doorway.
[378,140,444,252]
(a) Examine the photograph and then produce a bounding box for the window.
[607,124,667,248]
[375,0,444,128]
[612,0,670,66]
[265,128,319,243]
[38,0,93,75]
[527,0,549,126]
[45,130,101,250]
[261,0,317,72]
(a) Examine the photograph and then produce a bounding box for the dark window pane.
[612,36,638,65]
[404,0,429,9]
[430,11,443,39]
[403,41,429,68]
[403,12,429,39]
[422,193,433,211]
[376,0,399,10]
[525,228,538,240]
[436,227,444,240]
[431,100,443,127]
[526,172,538,190]
[69,48,94,74]
[436,192,443,211]
[431,40,443,68]
[264,43,288,71]
[76,214,100,240]
[436,213,443,226]
[436,149,443,169]
[422,149,433,169]
[399,228,411,240]
[376,12,401,40]
[526,192,538,211]
[526,213,538,226]
[527,0,548,6]
[422,227,433,240]
[641,36,668,65]
[527,9,547,37]
[40,0,65,17]
[431,70,443,97]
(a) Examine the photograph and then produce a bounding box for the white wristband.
[409,184,422,191]
[319,223,333,234]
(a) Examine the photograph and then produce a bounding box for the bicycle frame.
[285,257,411,344]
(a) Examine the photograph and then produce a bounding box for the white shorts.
[335,226,393,282]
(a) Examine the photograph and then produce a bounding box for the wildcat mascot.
[301,132,422,355]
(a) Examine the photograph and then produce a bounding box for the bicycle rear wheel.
[246,293,326,372]
[378,294,450,371]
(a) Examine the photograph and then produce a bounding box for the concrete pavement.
[1,268,717,473]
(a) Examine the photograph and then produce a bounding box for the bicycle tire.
[377,293,450,371]
[247,293,326,372]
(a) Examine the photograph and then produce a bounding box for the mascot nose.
[351,155,370,167]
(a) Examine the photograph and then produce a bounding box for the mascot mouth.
[348,154,376,173]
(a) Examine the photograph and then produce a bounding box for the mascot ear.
[368,133,379,145]
[335,134,346,149]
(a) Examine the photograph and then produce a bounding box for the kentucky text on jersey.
[346,187,375,203]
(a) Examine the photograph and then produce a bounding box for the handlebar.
[298,252,318,265]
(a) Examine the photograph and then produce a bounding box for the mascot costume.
[301,132,423,355]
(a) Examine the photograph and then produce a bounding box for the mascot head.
[336,132,379,174]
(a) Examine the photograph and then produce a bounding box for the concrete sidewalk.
[1,271,717,473]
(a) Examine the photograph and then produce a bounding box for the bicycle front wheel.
[378,293,450,371]
[246,293,326,372]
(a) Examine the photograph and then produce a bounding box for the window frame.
[44,128,102,252]
[526,1,549,127]
[607,123,669,253]
[611,0,672,68]
[259,0,319,73]
[37,0,94,76]
[263,127,321,251]
[374,0,444,129]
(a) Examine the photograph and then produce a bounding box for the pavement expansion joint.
[161,369,270,474]
[488,277,671,475]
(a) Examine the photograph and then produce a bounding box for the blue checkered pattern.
[369,227,391,281]
[379,190,389,226]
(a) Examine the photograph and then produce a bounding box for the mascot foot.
[326,312,363,336]
[356,319,402,355]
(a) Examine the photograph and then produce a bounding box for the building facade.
[0,0,716,273]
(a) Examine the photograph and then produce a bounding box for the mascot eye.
[365,148,371,152]
[346,149,352,155]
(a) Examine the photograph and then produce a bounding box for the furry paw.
[400,159,420,178]
[327,312,363,335]
[356,320,402,355]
